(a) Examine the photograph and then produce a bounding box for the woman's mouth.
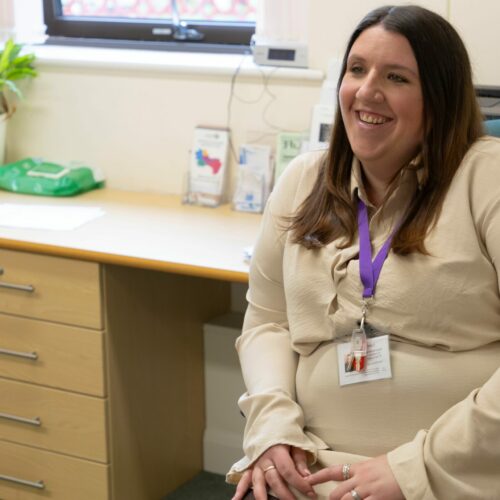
[357,111,391,125]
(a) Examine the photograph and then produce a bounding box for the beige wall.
[450,0,500,85]
[308,0,500,85]
[308,0,448,70]
[7,66,320,195]
[7,0,500,195]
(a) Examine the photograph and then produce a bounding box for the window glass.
[60,0,257,22]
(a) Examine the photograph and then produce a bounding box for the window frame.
[42,0,255,54]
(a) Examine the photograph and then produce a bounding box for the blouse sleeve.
[227,153,326,483]
[388,142,500,499]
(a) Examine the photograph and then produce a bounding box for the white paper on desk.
[0,203,105,230]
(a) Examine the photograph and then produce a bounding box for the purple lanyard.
[358,198,396,298]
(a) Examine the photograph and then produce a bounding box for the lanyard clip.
[360,297,372,330]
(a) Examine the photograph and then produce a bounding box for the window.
[42,0,256,53]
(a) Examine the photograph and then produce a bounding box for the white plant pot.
[0,114,6,165]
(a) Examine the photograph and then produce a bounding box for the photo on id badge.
[345,322,386,373]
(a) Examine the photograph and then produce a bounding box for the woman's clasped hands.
[232,444,317,500]
[232,447,405,500]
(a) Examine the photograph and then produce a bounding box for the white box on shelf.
[309,104,335,151]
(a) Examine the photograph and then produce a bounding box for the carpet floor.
[163,471,236,500]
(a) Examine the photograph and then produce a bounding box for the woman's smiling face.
[339,25,424,180]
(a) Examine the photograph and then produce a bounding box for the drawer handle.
[0,348,38,360]
[0,281,35,293]
[0,412,41,427]
[0,474,45,489]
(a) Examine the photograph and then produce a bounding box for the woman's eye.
[349,65,364,75]
[388,73,408,83]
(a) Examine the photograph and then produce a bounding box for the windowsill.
[29,43,324,81]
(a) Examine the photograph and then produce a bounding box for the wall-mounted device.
[252,0,309,69]
[252,39,308,68]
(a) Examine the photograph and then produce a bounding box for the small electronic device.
[252,40,308,68]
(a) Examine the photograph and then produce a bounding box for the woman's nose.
[356,75,384,103]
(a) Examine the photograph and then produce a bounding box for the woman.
[228,5,500,500]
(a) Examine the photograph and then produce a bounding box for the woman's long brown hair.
[289,5,484,254]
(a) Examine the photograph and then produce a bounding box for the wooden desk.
[0,189,260,283]
[0,189,261,500]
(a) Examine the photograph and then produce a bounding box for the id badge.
[337,335,392,386]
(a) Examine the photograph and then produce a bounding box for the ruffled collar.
[349,155,422,234]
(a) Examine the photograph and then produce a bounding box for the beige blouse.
[227,137,500,499]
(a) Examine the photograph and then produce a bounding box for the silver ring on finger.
[351,489,363,500]
[342,463,351,480]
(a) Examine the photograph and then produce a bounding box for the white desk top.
[0,189,262,283]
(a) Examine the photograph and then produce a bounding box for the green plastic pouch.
[0,158,105,196]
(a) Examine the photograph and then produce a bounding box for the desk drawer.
[0,314,105,396]
[0,440,109,500]
[0,250,102,329]
[0,378,107,462]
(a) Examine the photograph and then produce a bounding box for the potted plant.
[0,38,37,164]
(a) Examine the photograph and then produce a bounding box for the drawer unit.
[0,440,109,500]
[0,378,108,462]
[0,248,109,499]
[0,313,105,396]
[0,245,230,499]
[0,249,102,329]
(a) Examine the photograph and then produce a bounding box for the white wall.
[6,65,320,194]
[308,0,448,70]
[4,1,323,196]
[6,0,500,196]
[450,0,500,85]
